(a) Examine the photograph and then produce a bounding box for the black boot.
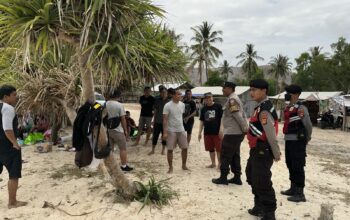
[228,175,242,185]
[248,206,263,217]
[281,182,296,196]
[287,187,306,202]
[212,175,228,185]
[261,211,276,220]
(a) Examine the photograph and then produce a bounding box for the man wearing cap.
[198,92,223,168]
[246,79,280,220]
[281,85,312,202]
[212,81,248,185]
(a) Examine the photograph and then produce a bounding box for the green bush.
[134,176,178,212]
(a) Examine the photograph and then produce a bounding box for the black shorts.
[183,122,194,135]
[0,150,22,179]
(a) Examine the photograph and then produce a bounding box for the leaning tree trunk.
[78,49,137,198]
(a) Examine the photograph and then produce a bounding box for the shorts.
[204,135,222,152]
[183,122,194,135]
[0,150,22,179]
[167,131,188,150]
[108,130,127,150]
[138,116,152,129]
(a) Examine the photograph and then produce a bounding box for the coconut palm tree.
[236,44,264,80]
[219,60,233,81]
[269,54,292,92]
[190,21,223,85]
[0,0,168,199]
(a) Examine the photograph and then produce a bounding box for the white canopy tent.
[269,91,343,101]
[191,86,250,97]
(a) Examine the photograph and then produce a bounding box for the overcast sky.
[153,0,350,68]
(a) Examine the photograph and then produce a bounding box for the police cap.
[285,84,302,94]
[249,79,269,90]
[223,81,236,89]
[204,92,213,97]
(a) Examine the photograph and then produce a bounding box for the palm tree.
[219,60,233,81]
[0,0,167,199]
[236,44,264,80]
[190,21,223,85]
[269,54,292,91]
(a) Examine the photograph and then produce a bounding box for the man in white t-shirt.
[0,85,27,209]
[105,90,133,172]
[163,88,189,173]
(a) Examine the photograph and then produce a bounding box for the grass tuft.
[134,176,178,212]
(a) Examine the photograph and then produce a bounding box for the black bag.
[103,116,121,129]
[73,101,111,166]
[74,137,93,168]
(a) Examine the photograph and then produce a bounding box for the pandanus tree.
[0,0,182,199]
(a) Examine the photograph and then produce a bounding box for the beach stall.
[329,95,350,131]
[270,91,343,124]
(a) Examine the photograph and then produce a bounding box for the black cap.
[249,79,269,90]
[204,92,213,97]
[223,81,236,89]
[285,84,302,94]
[158,85,165,91]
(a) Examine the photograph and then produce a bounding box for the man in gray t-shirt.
[105,90,133,172]
[163,88,189,174]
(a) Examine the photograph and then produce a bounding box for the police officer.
[212,81,248,185]
[281,85,312,202]
[246,79,280,220]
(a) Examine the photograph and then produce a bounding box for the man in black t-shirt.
[183,89,196,144]
[134,86,155,146]
[198,92,223,169]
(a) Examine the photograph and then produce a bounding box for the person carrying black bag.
[105,89,133,172]
[281,85,312,202]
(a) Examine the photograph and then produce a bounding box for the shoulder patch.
[298,108,305,117]
[229,98,240,112]
[260,112,268,125]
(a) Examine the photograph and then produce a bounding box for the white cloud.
[154,0,350,68]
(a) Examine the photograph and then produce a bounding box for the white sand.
[1,103,349,219]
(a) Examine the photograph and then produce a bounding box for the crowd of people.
[1,80,312,220]
[98,80,313,220]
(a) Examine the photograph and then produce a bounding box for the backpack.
[73,102,111,168]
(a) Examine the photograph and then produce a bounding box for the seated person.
[31,115,49,133]
[18,112,34,139]
[125,111,137,137]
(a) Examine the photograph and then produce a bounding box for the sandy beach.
[1,103,349,220]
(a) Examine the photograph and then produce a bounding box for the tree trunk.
[78,49,137,198]
[199,61,202,85]
[205,61,209,84]
[51,118,62,144]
